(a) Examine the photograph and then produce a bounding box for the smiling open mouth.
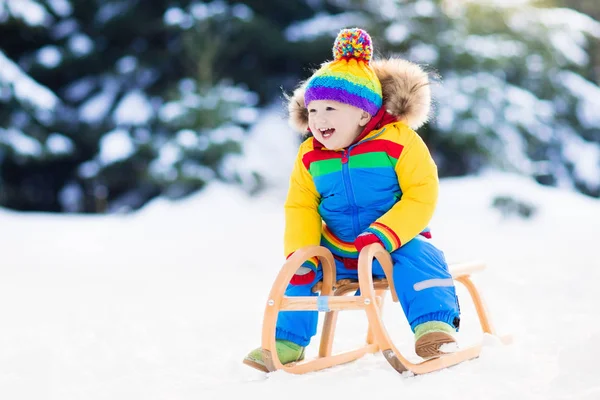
[320,128,335,138]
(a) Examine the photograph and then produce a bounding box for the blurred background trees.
[1,0,599,213]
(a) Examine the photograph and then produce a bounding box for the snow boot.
[414,321,456,359]
[243,340,305,372]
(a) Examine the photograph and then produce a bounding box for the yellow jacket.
[284,120,438,259]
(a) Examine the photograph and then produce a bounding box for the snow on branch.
[0,50,60,114]
[0,0,52,26]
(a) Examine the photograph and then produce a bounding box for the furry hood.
[287,58,433,133]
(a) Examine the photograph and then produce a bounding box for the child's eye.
[308,109,315,113]
[326,107,335,111]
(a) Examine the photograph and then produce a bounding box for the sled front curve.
[260,246,382,374]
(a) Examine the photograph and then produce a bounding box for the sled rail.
[449,261,486,278]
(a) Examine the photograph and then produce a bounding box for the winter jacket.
[284,58,437,260]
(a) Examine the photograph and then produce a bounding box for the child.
[244,28,460,371]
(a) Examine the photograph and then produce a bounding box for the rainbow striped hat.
[304,28,383,116]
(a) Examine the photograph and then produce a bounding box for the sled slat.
[280,295,381,311]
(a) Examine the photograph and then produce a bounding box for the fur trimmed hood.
[287,58,433,133]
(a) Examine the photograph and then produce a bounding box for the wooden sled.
[250,243,510,376]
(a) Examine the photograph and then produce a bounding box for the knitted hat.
[304,28,383,116]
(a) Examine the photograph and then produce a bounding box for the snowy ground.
[1,169,598,400]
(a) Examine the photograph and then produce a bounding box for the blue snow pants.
[275,237,460,347]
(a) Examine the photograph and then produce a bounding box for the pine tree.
[0,0,353,213]
[3,0,599,214]
[353,0,600,197]
[0,0,260,212]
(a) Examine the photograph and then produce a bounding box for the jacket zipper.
[341,147,361,238]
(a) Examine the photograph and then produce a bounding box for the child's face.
[307,100,371,150]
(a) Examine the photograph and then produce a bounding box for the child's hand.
[287,253,319,286]
[354,232,382,253]
[290,266,316,285]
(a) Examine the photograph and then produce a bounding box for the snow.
[234,105,299,188]
[164,7,192,28]
[98,129,135,165]
[158,101,186,122]
[68,33,94,56]
[36,46,62,69]
[46,0,72,18]
[549,31,589,66]
[558,71,600,129]
[433,72,557,155]
[96,2,133,24]
[116,56,138,75]
[189,1,228,20]
[113,91,153,126]
[463,35,526,59]
[407,42,439,64]
[152,142,182,174]
[209,125,244,145]
[51,19,78,40]
[58,182,84,212]
[163,2,233,28]
[77,160,100,179]
[465,0,532,5]
[504,85,553,141]
[559,127,600,188]
[0,0,50,26]
[496,124,533,173]
[1,151,599,400]
[64,78,95,102]
[0,50,59,112]
[0,127,43,156]
[46,133,74,155]
[79,80,118,124]
[284,12,369,42]
[385,23,410,44]
[539,7,600,39]
[413,0,436,17]
[509,7,600,68]
[234,107,259,125]
[231,3,253,21]
[175,130,200,148]
[220,85,258,106]
[1,1,599,397]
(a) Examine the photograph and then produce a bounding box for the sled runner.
[248,244,510,375]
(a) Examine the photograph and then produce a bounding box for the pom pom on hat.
[304,28,383,116]
[333,28,373,63]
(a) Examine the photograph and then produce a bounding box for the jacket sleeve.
[363,125,439,252]
[283,145,322,259]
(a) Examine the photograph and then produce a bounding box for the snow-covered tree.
[0,0,261,212]
[391,0,600,196]
[2,0,599,213]
[282,0,600,197]
[0,0,354,213]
